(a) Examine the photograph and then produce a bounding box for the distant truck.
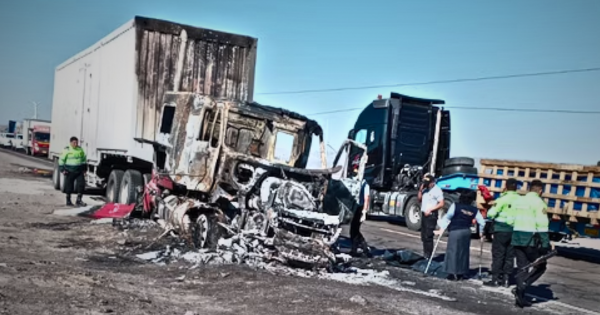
[49,16,258,200]
[478,159,600,240]
[347,93,479,231]
[22,119,51,156]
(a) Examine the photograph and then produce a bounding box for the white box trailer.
[22,119,51,156]
[49,16,258,199]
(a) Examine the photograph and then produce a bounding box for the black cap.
[422,174,435,183]
[506,178,518,186]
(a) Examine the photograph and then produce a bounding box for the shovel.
[424,230,444,276]
[477,237,484,280]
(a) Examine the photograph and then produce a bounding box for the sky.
[0,0,599,167]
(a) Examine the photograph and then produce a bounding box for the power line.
[257,67,600,95]
[307,105,600,117]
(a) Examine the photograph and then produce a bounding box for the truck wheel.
[440,165,478,176]
[52,159,61,190]
[59,172,67,193]
[192,213,224,250]
[404,197,422,231]
[118,170,143,205]
[444,157,475,168]
[436,198,454,231]
[106,170,125,203]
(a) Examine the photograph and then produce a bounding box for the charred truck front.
[136,92,366,266]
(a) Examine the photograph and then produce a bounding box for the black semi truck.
[346,92,478,231]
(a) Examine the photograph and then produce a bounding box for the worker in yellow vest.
[506,179,550,308]
[58,137,87,207]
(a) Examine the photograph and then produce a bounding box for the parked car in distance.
[0,133,15,148]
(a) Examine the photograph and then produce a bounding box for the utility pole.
[31,101,40,119]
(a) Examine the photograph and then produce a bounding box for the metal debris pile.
[125,218,457,302]
[134,221,344,272]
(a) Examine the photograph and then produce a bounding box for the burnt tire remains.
[192,213,225,251]
[105,170,125,203]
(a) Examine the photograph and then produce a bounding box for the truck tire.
[441,165,478,176]
[444,157,475,168]
[59,172,67,193]
[52,159,61,190]
[119,170,143,205]
[404,197,421,231]
[106,170,125,203]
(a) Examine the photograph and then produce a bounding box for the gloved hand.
[539,246,551,255]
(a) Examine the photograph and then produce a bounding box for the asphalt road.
[0,147,52,167]
[354,216,600,314]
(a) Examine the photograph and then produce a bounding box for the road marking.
[379,228,491,254]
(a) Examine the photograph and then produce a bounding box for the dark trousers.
[350,206,367,253]
[421,212,438,258]
[491,231,515,280]
[64,171,85,199]
[514,246,547,293]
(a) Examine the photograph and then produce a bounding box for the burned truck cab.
[151,91,366,251]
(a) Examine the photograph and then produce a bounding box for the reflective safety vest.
[58,145,87,173]
[507,192,550,248]
[487,191,520,232]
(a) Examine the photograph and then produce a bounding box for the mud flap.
[79,203,136,219]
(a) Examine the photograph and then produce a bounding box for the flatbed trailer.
[477,159,600,239]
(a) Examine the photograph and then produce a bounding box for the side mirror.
[347,130,355,139]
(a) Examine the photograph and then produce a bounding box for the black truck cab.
[347,92,452,231]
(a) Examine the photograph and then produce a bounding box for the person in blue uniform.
[435,190,486,280]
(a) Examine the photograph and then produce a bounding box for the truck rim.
[409,204,420,224]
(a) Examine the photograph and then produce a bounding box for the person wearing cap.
[435,189,486,281]
[418,173,445,259]
[58,136,87,207]
[506,179,551,308]
[349,166,371,257]
[484,178,520,288]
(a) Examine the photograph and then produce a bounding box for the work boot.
[76,195,87,207]
[512,287,531,308]
[66,195,73,206]
[483,278,500,287]
[502,278,510,288]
